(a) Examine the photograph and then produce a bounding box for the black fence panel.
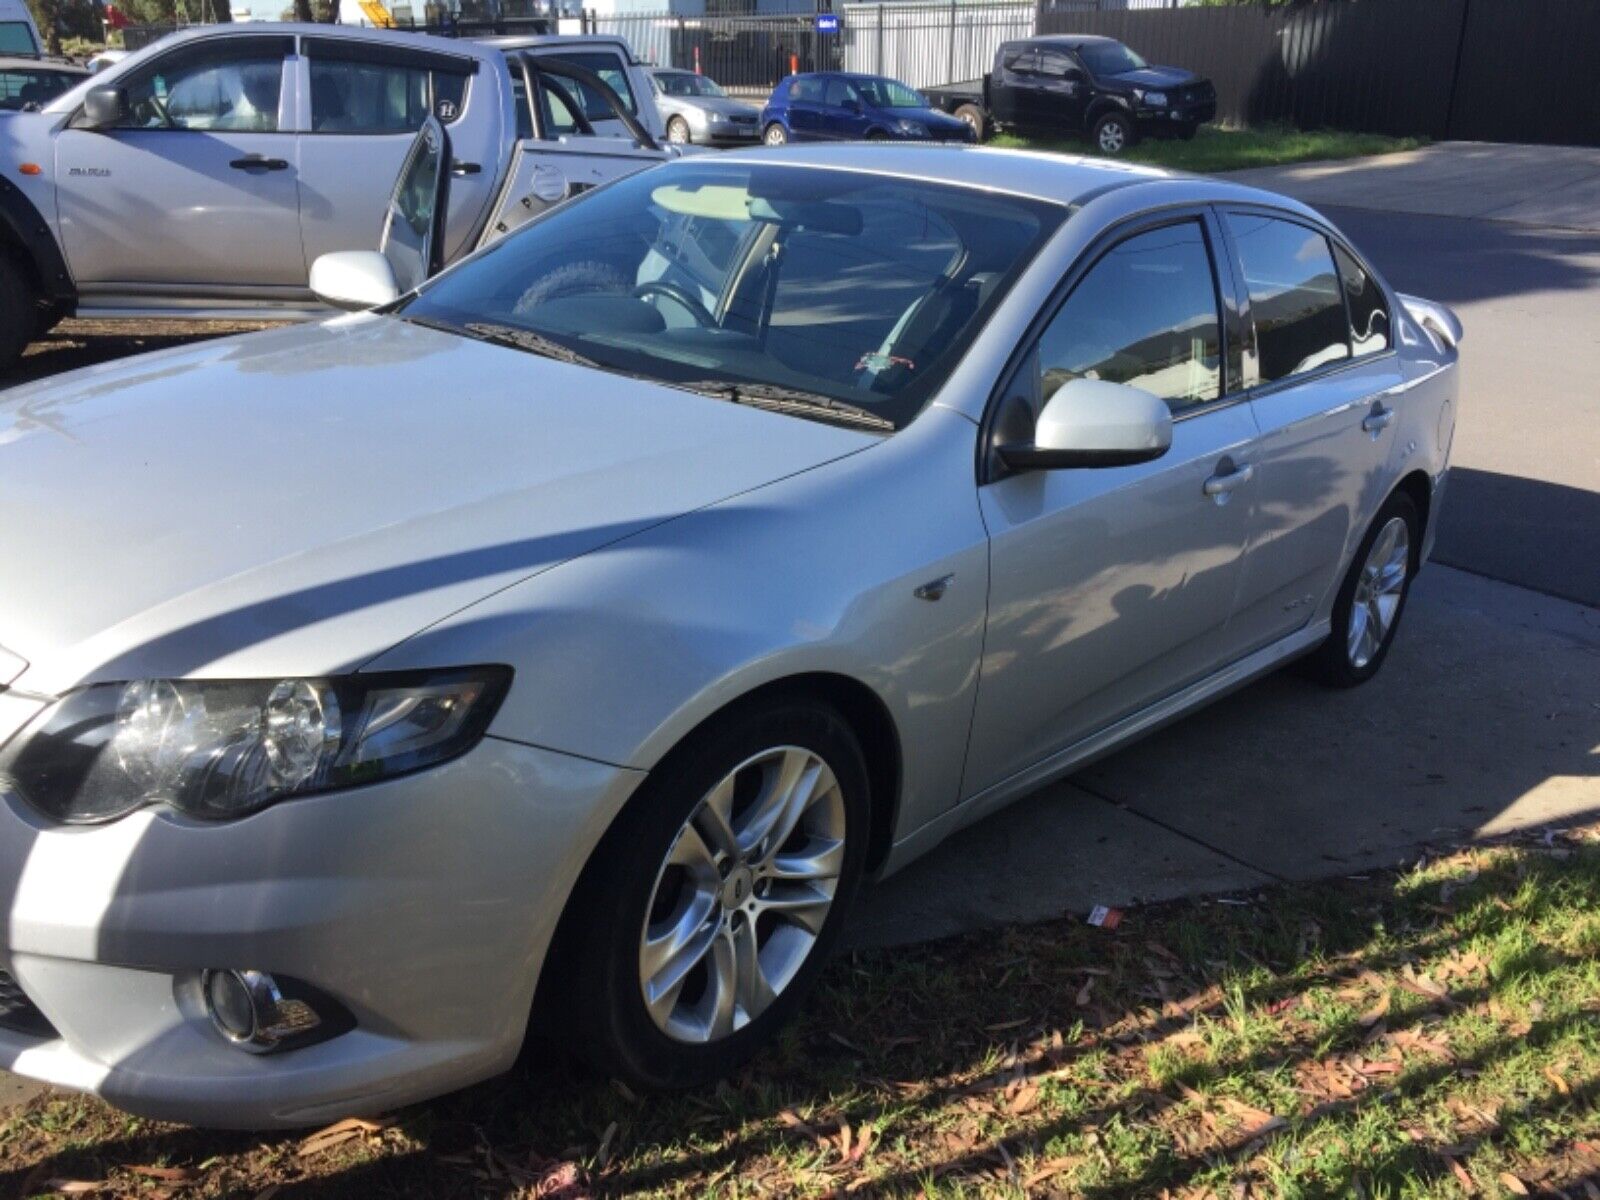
[1449,0,1600,146]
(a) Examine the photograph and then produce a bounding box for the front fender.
[365,405,991,843]
[0,170,73,304]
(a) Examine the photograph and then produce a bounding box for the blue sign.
[815,13,840,33]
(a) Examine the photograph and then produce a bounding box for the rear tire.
[0,250,36,371]
[763,122,787,146]
[1303,491,1420,688]
[954,103,986,141]
[565,696,870,1090]
[1091,110,1137,156]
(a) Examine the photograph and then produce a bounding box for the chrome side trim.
[878,620,1331,877]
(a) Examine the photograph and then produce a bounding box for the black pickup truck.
[924,35,1216,154]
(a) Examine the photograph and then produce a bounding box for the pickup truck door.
[294,37,499,270]
[1035,50,1090,131]
[53,33,306,291]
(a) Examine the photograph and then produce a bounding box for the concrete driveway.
[3,142,1597,1114]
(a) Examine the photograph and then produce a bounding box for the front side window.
[1333,243,1390,357]
[120,45,286,131]
[823,78,858,108]
[398,162,1063,430]
[854,77,923,108]
[655,71,725,99]
[1034,221,1223,413]
[0,22,38,55]
[381,118,444,293]
[1227,213,1350,383]
[309,58,468,132]
[0,66,80,110]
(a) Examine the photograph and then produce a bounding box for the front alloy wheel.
[641,746,846,1043]
[1093,111,1135,155]
[667,116,691,144]
[764,122,788,146]
[563,698,868,1089]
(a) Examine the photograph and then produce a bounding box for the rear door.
[991,47,1037,127]
[295,37,493,267]
[785,76,825,139]
[54,33,305,290]
[1220,208,1404,652]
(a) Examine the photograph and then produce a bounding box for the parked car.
[649,67,759,145]
[0,25,680,371]
[0,54,86,111]
[761,71,976,145]
[85,48,128,75]
[0,0,42,57]
[925,35,1216,152]
[0,143,1460,1127]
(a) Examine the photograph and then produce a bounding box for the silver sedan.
[649,66,761,144]
[0,146,1458,1127]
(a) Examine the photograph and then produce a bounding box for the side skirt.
[877,619,1331,878]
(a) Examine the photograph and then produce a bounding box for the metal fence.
[838,1,1033,91]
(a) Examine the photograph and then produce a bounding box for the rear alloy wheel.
[1304,492,1420,687]
[764,122,788,146]
[1092,111,1136,156]
[0,251,36,371]
[567,698,868,1089]
[667,116,691,144]
[954,103,986,140]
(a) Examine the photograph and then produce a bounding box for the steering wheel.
[633,280,717,328]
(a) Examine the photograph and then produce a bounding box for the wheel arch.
[1084,96,1131,131]
[1393,469,1433,566]
[0,174,75,305]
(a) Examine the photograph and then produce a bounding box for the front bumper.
[699,122,760,144]
[1138,100,1216,132]
[0,732,642,1128]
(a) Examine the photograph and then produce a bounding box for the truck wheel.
[0,250,36,371]
[1092,111,1137,156]
[954,103,986,141]
[763,122,787,146]
[1177,123,1198,142]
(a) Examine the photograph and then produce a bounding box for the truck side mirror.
[80,86,128,130]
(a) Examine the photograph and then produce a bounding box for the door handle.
[1362,403,1395,434]
[1203,461,1254,497]
[229,155,289,171]
[450,160,481,176]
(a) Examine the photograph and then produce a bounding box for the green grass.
[993,123,1429,175]
[3,827,1598,1198]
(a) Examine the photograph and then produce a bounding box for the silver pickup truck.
[0,24,685,370]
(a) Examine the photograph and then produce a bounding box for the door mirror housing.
[310,251,401,312]
[999,378,1173,471]
[80,86,127,129]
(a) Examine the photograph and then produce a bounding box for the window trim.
[1215,202,1398,403]
[80,34,297,135]
[978,203,1238,487]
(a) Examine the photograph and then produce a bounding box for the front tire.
[0,250,36,371]
[1091,110,1137,156]
[567,697,869,1089]
[666,116,691,145]
[763,121,788,146]
[1304,491,1420,688]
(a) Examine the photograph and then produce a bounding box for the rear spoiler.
[1399,293,1463,351]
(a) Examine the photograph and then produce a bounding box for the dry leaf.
[1498,1172,1530,1196]
[130,1165,194,1182]
[837,1121,853,1160]
[1359,990,1391,1026]
[1075,977,1095,1006]
[44,1184,105,1196]
[1446,1157,1476,1194]
[1010,1083,1041,1115]
[1543,1067,1571,1095]
[1023,1155,1082,1188]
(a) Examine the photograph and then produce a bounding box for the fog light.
[202,969,323,1053]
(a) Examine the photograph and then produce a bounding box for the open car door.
[474,54,684,249]
[378,115,451,295]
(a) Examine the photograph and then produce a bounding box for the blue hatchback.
[761,72,977,145]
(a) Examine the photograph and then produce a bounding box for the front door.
[964,215,1257,798]
[821,77,868,139]
[55,34,305,290]
[1034,49,1089,131]
[1219,210,1404,652]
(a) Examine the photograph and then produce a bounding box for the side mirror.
[843,97,862,113]
[310,251,401,312]
[80,86,127,129]
[999,378,1172,471]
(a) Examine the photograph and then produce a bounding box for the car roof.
[711,143,1328,220]
[1021,34,1123,49]
[478,33,637,58]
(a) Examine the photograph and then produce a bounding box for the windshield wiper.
[675,380,895,433]
[459,322,604,369]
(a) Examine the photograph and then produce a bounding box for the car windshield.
[0,23,37,56]
[0,65,80,110]
[657,72,725,98]
[399,162,1063,431]
[1076,41,1147,76]
[854,76,924,109]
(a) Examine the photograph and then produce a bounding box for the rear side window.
[1333,243,1390,357]
[1227,213,1350,383]
[0,22,38,55]
[1034,220,1223,413]
[309,58,468,132]
[0,66,79,110]
[544,50,637,116]
[1036,50,1075,78]
[790,77,824,103]
[1001,48,1036,74]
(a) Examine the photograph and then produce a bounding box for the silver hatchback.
[649,66,761,144]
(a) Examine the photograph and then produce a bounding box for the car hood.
[1105,65,1198,90]
[675,95,760,119]
[0,315,876,695]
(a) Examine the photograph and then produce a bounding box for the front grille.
[0,968,57,1038]
[729,114,756,125]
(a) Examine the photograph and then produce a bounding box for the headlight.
[1137,90,1168,107]
[894,119,928,137]
[707,112,728,124]
[0,667,510,823]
